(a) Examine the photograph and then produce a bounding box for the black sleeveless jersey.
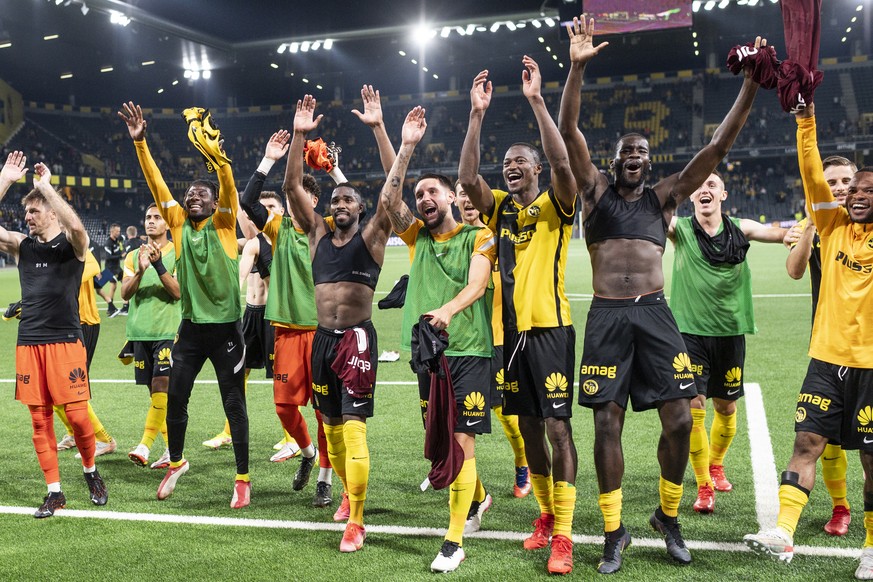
[583,185,668,248]
[254,232,273,279]
[311,229,381,290]
[17,233,84,345]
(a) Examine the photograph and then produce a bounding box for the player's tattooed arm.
[375,107,426,238]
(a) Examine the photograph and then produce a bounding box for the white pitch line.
[0,505,858,558]
[0,379,421,386]
[745,382,780,531]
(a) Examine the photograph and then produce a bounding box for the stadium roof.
[0,0,868,108]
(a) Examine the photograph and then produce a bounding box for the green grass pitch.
[0,240,864,580]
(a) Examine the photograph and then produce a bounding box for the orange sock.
[276,403,312,450]
[29,405,60,484]
[65,401,96,467]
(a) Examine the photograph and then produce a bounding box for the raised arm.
[352,85,396,174]
[240,130,290,231]
[522,55,577,213]
[785,220,815,279]
[33,163,88,260]
[379,106,427,235]
[283,95,325,239]
[0,151,28,256]
[657,39,764,210]
[559,16,610,197]
[739,218,787,243]
[458,70,496,219]
[118,102,186,227]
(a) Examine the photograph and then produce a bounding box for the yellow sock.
[53,405,74,436]
[531,473,554,516]
[553,481,576,538]
[343,420,369,526]
[170,459,185,469]
[141,392,168,448]
[689,408,711,487]
[161,421,169,446]
[446,458,477,545]
[709,409,736,466]
[88,402,111,443]
[865,512,873,547]
[473,477,486,504]
[598,489,623,533]
[283,429,293,443]
[659,476,683,518]
[776,483,809,537]
[821,443,849,509]
[494,405,527,467]
[324,424,348,490]
[235,473,250,482]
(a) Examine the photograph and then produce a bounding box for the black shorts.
[489,345,509,407]
[242,303,274,378]
[133,340,174,386]
[418,355,491,435]
[578,292,697,412]
[93,268,117,289]
[502,326,575,419]
[311,320,377,418]
[682,334,746,400]
[795,358,873,451]
[81,323,99,370]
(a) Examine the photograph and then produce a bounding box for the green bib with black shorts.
[126,246,181,340]
[178,217,240,323]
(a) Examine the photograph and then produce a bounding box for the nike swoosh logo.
[226,346,236,352]
[865,437,873,444]
[679,382,694,390]
[726,388,740,395]
[191,237,202,242]
[466,420,482,426]
[351,456,368,460]
[352,401,367,407]
[159,367,170,371]
[77,390,87,395]
[822,456,841,461]
[553,402,566,409]
[52,243,60,248]
[436,252,447,257]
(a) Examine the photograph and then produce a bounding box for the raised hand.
[0,151,28,185]
[351,85,384,127]
[33,162,52,187]
[745,36,768,79]
[138,243,152,272]
[293,95,323,134]
[522,55,542,100]
[567,15,609,65]
[117,101,147,141]
[265,130,290,161]
[401,106,427,146]
[470,70,492,113]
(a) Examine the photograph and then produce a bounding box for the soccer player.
[117,224,143,316]
[458,56,579,575]
[455,181,531,500]
[0,151,107,517]
[54,248,117,459]
[383,108,496,572]
[97,223,124,317]
[744,105,873,580]
[239,132,331,506]
[119,102,251,509]
[560,17,761,573]
[122,203,181,471]
[283,94,394,552]
[668,171,786,514]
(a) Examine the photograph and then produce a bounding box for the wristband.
[257,157,275,176]
[152,257,168,276]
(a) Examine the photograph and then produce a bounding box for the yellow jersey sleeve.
[397,219,424,262]
[83,251,101,281]
[123,251,136,278]
[797,116,841,237]
[472,228,497,265]
[262,212,282,245]
[483,190,509,234]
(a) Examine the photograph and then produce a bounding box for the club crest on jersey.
[527,205,541,217]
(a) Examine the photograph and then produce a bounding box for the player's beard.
[615,160,650,190]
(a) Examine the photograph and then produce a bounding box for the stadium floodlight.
[109,10,131,26]
[202,70,211,79]
[277,44,287,54]
[531,19,542,28]
[172,79,179,85]
[191,70,200,80]
[302,78,309,83]
[718,0,730,8]
[270,63,278,69]
[0,41,11,49]
[323,39,333,49]
[399,50,406,56]
[157,88,164,94]
[422,66,428,72]
[857,5,863,11]
[704,1,716,10]
[466,24,476,35]
[842,36,847,42]
[506,21,517,31]
[692,1,701,12]
[81,3,89,15]
[100,66,113,73]
[183,69,192,78]
[289,42,299,53]
[412,23,435,46]
[490,22,501,32]
[300,40,311,52]
[316,84,323,89]
[544,17,555,26]
[476,26,486,32]
[60,72,73,79]
[748,0,759,5]
[142,60,155,66]
[55,0,63,5]
[311,40,321,50]
[440,26,451,38]
[433,74,438,79]
[44,34,59,40]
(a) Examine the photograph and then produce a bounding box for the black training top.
[583,185,668,248]
[17,232,84,345]
[254,232,272,278]
[103,235,124,270]
[311,229,381,290]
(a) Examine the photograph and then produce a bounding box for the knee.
[792,432,827,460]
[663,407,693,441]
[593,408,623,440]
[713,398,736,416]
[545,418,573,450]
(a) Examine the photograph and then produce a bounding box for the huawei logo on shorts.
[672,353,693,373]
[545,373,568,393]
[464,392,485,411]
[495,369,504,386]
[858,406,873,426]
[158,347,172,361]
[725,367,742,383]
[68,368,86,383]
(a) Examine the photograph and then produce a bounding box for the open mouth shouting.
[421,202,439,221]
[624,160,643,177]
[505,169,524,189]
